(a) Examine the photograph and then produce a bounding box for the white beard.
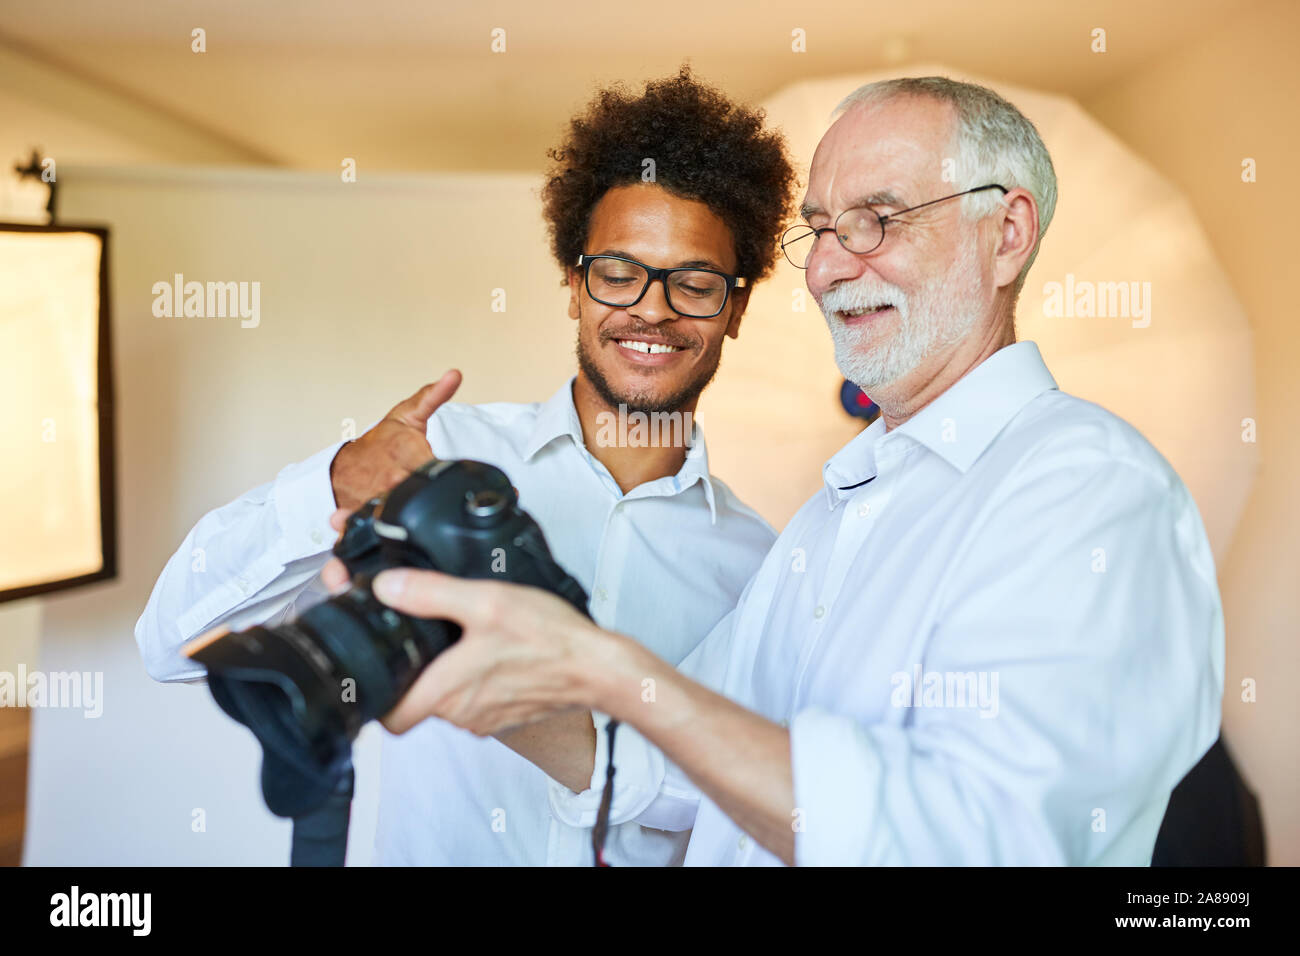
[816,240,984,392]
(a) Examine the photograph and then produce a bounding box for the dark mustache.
[600,324,697,350]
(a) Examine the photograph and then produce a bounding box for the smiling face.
[569,183,749,415]
[802,96,1000,391]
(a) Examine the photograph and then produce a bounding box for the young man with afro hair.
[136,66,797,866]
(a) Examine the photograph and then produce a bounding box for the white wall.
[25,166,580,864]
[0,37,269,709]
[0,40,314,864]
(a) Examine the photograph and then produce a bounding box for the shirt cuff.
[547,711,674,829]
[791,706,892,866]
[272,439,348,561]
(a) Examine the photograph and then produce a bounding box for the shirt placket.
[788,454,899,720]
[587,500,628,628]
[729,468,895,866]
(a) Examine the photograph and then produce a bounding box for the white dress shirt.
[135,379,775,866]
[551,341,1225,865]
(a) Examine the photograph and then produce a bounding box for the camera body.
[183,457,589,815]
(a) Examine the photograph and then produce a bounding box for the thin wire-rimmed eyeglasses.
[780,184,1008,269]
[576,254,747,319]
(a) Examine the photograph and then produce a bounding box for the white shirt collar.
[524,377,718,522]
[822,341,1059,508]
[523,378,586,461]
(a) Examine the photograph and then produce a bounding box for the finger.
[372,567,495,625]
[380,681,438,734]
[321,557,350,593]
[387,369,462,429]
[379,637,483,734]
[328,507,349,534]
[378,646,461,734]
[380,701,421,735]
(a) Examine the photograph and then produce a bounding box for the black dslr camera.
[183,458,590,864]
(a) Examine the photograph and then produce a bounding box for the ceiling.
[0,0,1259,172]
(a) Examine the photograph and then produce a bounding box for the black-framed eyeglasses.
[576,254,747,319]
[780,184,1008,269]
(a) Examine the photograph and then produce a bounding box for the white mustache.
[817,279,906,317]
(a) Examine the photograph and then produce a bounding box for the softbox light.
[0,223,116,602]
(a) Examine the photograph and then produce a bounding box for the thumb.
[389,369,462,429]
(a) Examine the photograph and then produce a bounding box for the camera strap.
[591,719,619,867]
[289,766,354,867]
[208,673,355,866]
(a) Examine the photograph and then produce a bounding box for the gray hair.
[834,76,1058,290]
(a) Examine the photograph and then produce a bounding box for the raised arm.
[135,372,461,682]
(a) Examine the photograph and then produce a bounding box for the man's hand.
[367,568,605,736]
[321,541,606,737]
[322,545,795,861]
[329,369,462,512]
[320,521,601,791]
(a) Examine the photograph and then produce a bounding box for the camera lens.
[185,457,589,827]
[292,580,459,729]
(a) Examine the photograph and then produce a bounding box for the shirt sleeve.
[791,455,1225,865]
[134,439,348,682]
[547,603,742,832]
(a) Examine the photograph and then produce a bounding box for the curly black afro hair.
[542,66,797,286]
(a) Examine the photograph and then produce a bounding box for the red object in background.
[840,379,880,423]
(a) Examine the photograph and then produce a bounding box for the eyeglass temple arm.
[884,184,1009,221]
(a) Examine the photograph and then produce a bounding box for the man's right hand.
[329,369,463,512]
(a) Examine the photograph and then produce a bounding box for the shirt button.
[236,576,249,593]
[311,529,323,545]
[813,605,825,620]
[857,503,871,517]
[737,834,749,851]
[594,587,608,602]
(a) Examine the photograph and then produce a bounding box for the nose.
[627,276,679,325]
[805,232,868,299]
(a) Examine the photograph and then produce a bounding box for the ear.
[992,188,1039,292]
[566,269,582,320]
[724,285,751,340]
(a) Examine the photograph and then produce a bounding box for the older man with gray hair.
[328,76,1224,866]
